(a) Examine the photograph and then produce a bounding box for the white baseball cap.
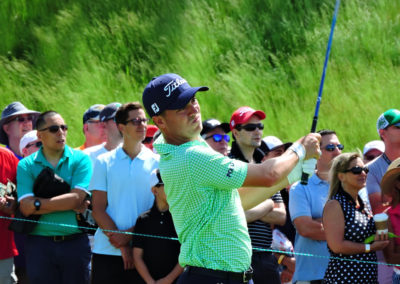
[260,136,292,154]
[363,140,385,155]
[19,130,38,154]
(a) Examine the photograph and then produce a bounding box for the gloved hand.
[302,158,317,175]
[287,161,303,185]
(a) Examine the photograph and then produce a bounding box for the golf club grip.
[300,172,309,185]
[301,117,318,185]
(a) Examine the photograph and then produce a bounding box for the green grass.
[0,0,399,149]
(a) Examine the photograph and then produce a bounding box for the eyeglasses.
[38,124,68,133]
[126,118,149,126]
[8,115,35,123]
[364,154,379,162]
[343,166,369,175]
[324,144,344,152]
[235,123,264,132]
[25,141,42,149]
[205,134,230,143]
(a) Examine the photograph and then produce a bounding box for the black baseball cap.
[200,119,230,137]
[100,102,122,122]
[142,73,209,117]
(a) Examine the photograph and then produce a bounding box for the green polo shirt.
[17,145,92,236]
[153,136,251,272]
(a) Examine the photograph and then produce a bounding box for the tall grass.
[0,0,399,148]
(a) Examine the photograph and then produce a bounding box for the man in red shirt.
[0,146,19,284]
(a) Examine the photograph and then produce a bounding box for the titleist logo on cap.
[164,78,187,97]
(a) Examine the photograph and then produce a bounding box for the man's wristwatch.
[34,199,41,211]
[365,244,371,253]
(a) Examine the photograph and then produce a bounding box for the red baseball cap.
[229,106,266,130]
[146,125,159,137]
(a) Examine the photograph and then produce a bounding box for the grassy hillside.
[1,0,399,149]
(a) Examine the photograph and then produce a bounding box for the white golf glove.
[302,158,317,175]
[287,160,303,184]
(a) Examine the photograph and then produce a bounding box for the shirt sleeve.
[89,156,107,192]
[132,216,145,249]
[71,152,92,191]
[16,159,35,201]
[289,181,311,221]
[188,146,248,190]
[366,169,381,195]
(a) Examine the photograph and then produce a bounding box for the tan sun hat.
[381,158,400,205]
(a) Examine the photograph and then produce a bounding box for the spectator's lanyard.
[382,153,391,165]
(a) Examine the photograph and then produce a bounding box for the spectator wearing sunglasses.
[259,136,292,161]
[133,169,183,283]
[77,104,106,150]
[19,130,42,158]
[289,129,343,283]
[84,102,123,167]
[90,102,159,284]
[200,118,230,156]
[229,107,285,284]
[366,108,400,284]
[363,140,385,164]
[323,152,389,284]
[0,102,39,159]
[143,125,159,151]
[17,110,93,284]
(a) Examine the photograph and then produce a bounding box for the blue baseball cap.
[83,104,105,124]
[142,73,209,117]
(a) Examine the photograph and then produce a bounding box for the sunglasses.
[143,136,153,144]
[324,144,344,152]
[205,134,230,143]
[364,154,379,162]
[344,166,369,175]
[25,141,42,149]
[38,124,68,133]
[126,118,149,126]
[235,123,264,132]
[8,115,34,123]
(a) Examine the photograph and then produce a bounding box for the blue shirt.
[17,145,92,236]
[289,173,330,282]
[89,145,159,256]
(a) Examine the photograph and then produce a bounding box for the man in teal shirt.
[142,73,320,283]
[17,110,92,284]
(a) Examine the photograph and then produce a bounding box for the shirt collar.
[33,145,72,167]
[229,141,264,163]
[309,173,329,186]
[153,134,207,157]
[338,187,365,211]
[115,144,150,160]
[6,145,23,160]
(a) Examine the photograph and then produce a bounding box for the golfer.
[142,73,320,284]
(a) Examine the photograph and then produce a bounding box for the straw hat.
[381,158,400,198]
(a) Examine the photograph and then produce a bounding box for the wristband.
[289,143,306,161]
[277,254,285,265]
[365,244,371,253]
